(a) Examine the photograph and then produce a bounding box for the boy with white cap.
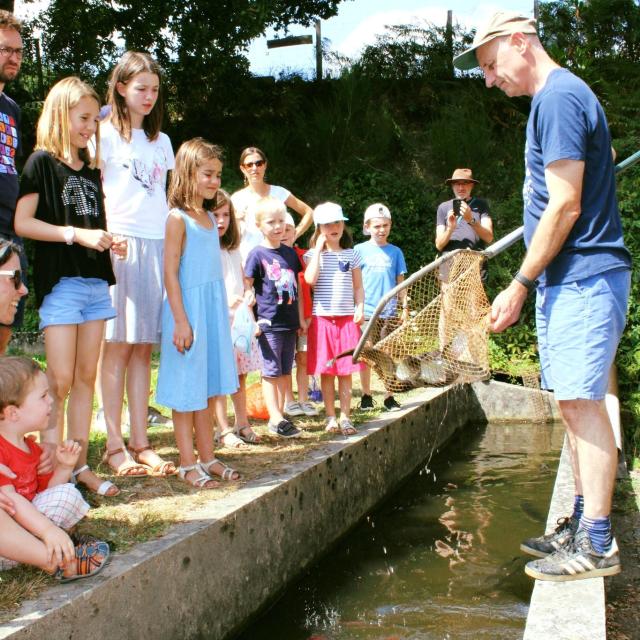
[354,203,407,411]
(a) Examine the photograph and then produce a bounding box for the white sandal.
[215,430,250,450]
[198,458,240,482]
[177,464,219,489]
[72,464,119,497]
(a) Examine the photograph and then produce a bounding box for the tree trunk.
[0,0,15,13]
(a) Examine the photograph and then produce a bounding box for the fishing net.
[354,250,492,394]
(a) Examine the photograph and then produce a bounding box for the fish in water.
[396,355,421,382]
[419,351,452,386]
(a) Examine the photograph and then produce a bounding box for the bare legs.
[321,374,352,419]
[42,321,117,495]
[558,398,617,519]
[262,376,287,424]
[100,342,173,474]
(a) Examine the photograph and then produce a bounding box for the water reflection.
[235,421,564,640]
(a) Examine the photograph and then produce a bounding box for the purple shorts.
[257,329,297,378]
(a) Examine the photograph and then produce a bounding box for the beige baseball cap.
[453,11,537,71]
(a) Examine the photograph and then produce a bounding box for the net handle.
[353,149,640,362]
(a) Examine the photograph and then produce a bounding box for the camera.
[453,198,463,215]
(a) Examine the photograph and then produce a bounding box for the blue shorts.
[257,330,297,378]
[536,269,630,401]
[39,277,116,330]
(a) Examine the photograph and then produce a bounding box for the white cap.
[313,202,349,226]
[362,203,391,235]
[284,212,295,227]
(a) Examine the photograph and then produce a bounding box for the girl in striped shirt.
[304,203,364,436]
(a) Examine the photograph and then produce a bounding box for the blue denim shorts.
[536,269,630,401]
[39,277,116,330]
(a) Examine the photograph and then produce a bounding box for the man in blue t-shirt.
[454,12,631,582]
[355,203,407,412]
[0,11,26,353]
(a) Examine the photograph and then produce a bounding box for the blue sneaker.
[269,419,301,439]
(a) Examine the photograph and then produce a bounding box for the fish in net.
[352,250,492,394]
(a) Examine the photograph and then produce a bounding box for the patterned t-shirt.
[303,248,362,317]
[19,150,115,306]
[245,244,301,331]
[99,121,174,239]
[0,92,20,235]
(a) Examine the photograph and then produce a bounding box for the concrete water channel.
[1,381,608,640]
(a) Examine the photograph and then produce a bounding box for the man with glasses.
[0,10,26,354]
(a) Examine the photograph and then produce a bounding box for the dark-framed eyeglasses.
[0,46,24,59]
[243,160,265,169]
[0,269,22,290]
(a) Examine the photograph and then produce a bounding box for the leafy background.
[7,0,640,458]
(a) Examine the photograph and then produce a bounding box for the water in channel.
[235,420,565,640]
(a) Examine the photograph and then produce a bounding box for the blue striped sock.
[579,515,612,553]
[572,495,584,520]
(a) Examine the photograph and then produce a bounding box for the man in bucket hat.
[435,168,493,259]
[454,11,631,582]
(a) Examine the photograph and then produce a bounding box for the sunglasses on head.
[243,160,265,169]
[0,269,22,290]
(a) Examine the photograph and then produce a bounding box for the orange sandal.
[55,540,110,583]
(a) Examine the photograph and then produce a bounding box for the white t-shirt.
[220,247,244,315]
[99,121,175,239]
[231,185,291,263]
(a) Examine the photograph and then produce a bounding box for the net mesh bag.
[355,250,492,394]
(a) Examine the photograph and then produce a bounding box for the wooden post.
[446,10,453,77]
[534,0,539,21]
[34,38,44,101]
[315,19,322,81]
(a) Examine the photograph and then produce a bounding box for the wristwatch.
[63,226,75,245]
[513,271,536,292]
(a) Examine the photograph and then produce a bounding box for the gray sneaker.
[520,515,579,558]
[284,401,305,417]
[299,401,319,417]
[524,527,621,582]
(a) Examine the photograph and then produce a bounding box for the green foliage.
[10,0,640,456]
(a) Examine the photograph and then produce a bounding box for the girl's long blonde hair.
[35,77,100,168]
[168,137,224,213]
[106,51,163,142]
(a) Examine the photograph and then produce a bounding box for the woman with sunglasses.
[231,147,314,263]
[0,240,27,328]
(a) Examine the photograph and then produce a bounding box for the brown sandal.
[128,445,177,477]
[101,447,149,477]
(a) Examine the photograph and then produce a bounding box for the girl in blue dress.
[156,138,239,489]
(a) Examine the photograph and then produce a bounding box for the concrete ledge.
[523,438,606,640]
[1,382,560,640]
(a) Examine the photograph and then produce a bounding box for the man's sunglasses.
[0,269,23,290]
[243,160,265,169]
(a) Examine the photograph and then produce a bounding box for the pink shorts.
[307,315,364,376]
